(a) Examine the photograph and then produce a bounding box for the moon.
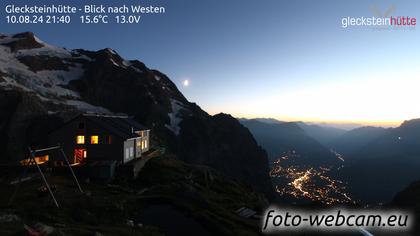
[182,79,189,87]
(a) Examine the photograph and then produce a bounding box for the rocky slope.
[0,156,268,236]
[391,180,420,233]
[392,180,420,208]
[341,119,420,203]
[0,32,273,197]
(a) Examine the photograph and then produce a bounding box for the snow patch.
[110,58,120,67]
[16,43,71,58]
[0,33,71,58]
[131,66,144,74]
[33,35,45,44]
[66,100,112,113]
[122,60,131,67]
[107,48,117,55]
[73,53,95,62]
[0,43,84,103]
[0,36,19,45]
[37,63,84,84]
[0,35,115,114]
[165,99,188,135]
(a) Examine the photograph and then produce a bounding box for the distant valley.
[240,118,420,205]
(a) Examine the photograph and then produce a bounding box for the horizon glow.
[215,70,420,128]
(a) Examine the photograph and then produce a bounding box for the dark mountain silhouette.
[239,119,341,167]
[392,179,420,208]
[391,179,420,233]
[240,119,347,147]
[350,119,420,164]
[251,118,284,125]
[0,32,273,197]
[330,126,389,158]
[341,119,420,203]
[296,122,346,146]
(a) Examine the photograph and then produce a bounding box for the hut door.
[74,149,87,164]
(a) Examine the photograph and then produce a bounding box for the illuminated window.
[90,136,99,144]
[144,139,148,149]
[76,135,85,144]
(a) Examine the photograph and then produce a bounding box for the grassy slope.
[0,156,268,235]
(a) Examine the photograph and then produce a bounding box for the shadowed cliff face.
[0,90,21,161]
[391,180,420,233]
[177,113,273,196]
[0,32,273,197]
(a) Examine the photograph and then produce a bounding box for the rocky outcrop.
[178,113,273,196]
[5,32,43,52]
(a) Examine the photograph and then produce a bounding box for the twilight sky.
[1,0,419,127]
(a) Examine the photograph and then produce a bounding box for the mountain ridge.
[239,118,340,167]
[340,120,420,203]
[0,32,273,197]
[330,126,389,158]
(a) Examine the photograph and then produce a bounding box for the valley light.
[183,79,189,87]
